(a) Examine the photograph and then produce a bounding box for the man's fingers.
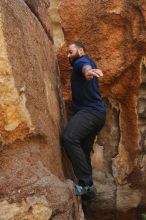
[91,71,103,77]
[92,69,103,76]
[85,69,103,79]
[93,72,101,77]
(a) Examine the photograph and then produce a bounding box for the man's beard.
[69,51,80,66]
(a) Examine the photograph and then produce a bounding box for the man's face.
[67,44,80,65]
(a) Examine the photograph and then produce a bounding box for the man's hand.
[85,69,103,79]
[82,65,103,79]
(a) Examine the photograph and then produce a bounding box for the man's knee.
[61,129,78,147]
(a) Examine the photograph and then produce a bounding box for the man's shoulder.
[74,56,97,71]
[74,55,91,66]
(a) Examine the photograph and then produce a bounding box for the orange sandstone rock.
[0,0,82,219]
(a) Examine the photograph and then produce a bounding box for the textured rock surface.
[0,0,146,219]
[57,0,146,219]
[0,196,52,220]
[49,0,64,49]
[0,0,83,219]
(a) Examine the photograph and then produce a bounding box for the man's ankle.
[75,184,95,196]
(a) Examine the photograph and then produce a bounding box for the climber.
[61,41,106,200]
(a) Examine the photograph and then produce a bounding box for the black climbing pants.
[61,109,106,186]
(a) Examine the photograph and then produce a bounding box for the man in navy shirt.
[62,42,106,201]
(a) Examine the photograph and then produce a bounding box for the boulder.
[0,0,82,219]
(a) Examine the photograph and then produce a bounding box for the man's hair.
[72,41,86,52]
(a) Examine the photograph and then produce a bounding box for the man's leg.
[61,109,105,186]
[79,117,105,186]
[80,124,105,216]
[79,132,97,186]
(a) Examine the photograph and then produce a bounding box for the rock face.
[0,0,146,219]
[57,0,146,219]
[0,0,83,219]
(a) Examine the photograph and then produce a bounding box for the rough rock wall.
[0,0,83,219]
[49,0,64,49]
[57,0,146,219]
